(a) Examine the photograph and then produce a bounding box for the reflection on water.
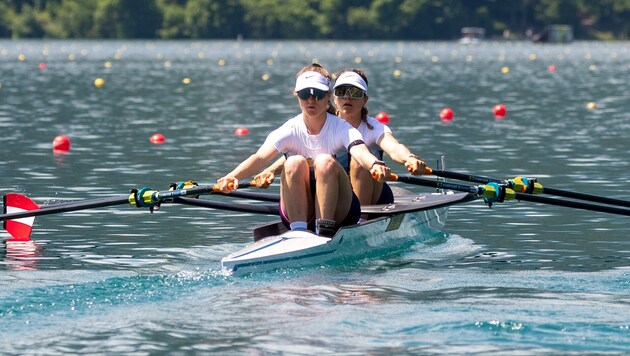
[3,240,41,270]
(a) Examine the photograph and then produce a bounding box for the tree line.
[1,0,629,40]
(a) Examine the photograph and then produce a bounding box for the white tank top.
[264,112,364,165]
[336,116,392,171]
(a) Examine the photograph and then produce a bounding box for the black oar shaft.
[514,193,630,216]
[394,174,630,217]
[431,169,503,184]
[174,197,280,215]
[431,169,630,208]
[1,184,281,222]
[1,195,130,221]
[212,190,280,202]
[541,186,630,208]
[395,175,481,194]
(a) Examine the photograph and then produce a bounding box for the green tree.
[9,3,46,38]
[0,2,16,37]
[157,0,187,38]
[54,0,97,38]
[93,0,161,38]
[240,0,321,39]
[182,0,244,38]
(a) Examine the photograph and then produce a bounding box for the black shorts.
[376,182,394,204]
[280,167,361,230]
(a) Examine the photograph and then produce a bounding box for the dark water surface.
[1,40,629,354]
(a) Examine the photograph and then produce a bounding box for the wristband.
[372,159,386,168]
[406,154,421,161]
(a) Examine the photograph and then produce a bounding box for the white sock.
[290,221,307,231]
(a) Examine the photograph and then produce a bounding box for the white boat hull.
[221,191,475,274]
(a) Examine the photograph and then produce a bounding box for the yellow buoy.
[182,77,191,85]
[261,74,270,81]
[393,69,401,77]
[586,102,597,110]
[501,66,510,74]
[94,78,105,88]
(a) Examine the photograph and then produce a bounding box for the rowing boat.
[4,169,628,274]
[221,188,477,275]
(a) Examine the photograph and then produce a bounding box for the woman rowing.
[255,68,428,218]
[216,64,390,237]
[332,68,427,210]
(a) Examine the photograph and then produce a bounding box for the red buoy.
[234,127,249,136]
[548,64,556,72]
[149,133,165,144]
[38,62,47,70]
[52,135,71,151]
[440,108,454,121]
[493,104,507,118]
[375,112,390,124]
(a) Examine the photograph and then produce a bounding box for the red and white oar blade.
[3,193,40,241]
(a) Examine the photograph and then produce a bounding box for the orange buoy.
[440,108,454,121]
[52,135,71,151]
[375,112,390,124]
[493,104,507,118]
[234,127,249,136]
[149,133,165,144]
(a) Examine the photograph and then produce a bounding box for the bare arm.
[216,144,279,192]
[349,143,390,182]
[378,133,427,175]
[253,155,286,188]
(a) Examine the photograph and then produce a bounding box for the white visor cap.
[294,71,331,92]
[333,71,368,93]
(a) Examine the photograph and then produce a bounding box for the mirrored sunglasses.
[334,85,365,99]
[297,88,328,101]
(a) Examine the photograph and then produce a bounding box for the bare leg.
[313,154,354,223]
[349,157,383,206]
[280,156,313,223]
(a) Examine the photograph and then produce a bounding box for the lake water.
[1,40,629,354]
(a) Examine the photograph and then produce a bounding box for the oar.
[390,174,630,217]
[0,183,254,222]
[212,188,279,202]
[174,197,279,215]
[2,194,132,221]
[427,168,630,208]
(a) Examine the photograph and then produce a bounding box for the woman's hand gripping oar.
[173,175,280,213]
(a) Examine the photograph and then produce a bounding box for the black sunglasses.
[297,88,328,101]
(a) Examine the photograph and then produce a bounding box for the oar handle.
[373,166,433,181]
[214,174,275,192]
